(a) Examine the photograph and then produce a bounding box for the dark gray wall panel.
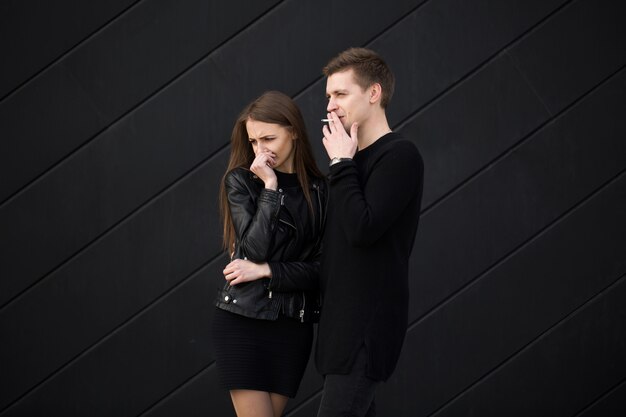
[2,260,221,417]
[383,0,567,126]
[408,67,626,324]
[378,171,626,416]
[297,0,567,171]
[401,54,548,208]
[0,65,228,307]
[578,379,626,417]
[141,366,235,417]
[0,0,137,98]
[509,0,626,113]
[0,155,226,409]
[205,0,424,171]
[398,0,626,210]
[0,63,109,200]
[433,274,626,416]
[0,0,279,203]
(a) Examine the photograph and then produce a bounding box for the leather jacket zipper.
[269,190,288,300]
[300,292,306,322]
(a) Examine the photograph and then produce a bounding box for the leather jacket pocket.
[215,279,279,321]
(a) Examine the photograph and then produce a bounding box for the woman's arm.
[224,169,281,261]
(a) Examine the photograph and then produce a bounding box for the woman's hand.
[223,259,272,286]
[250,150,278,190]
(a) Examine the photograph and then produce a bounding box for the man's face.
[326,69,372,131]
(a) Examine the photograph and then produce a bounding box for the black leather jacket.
[215,167,327,322]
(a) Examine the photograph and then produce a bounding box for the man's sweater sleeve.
[328,141,423,247]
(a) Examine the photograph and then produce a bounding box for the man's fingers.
[350,122,359,142]
[326,113,336,133]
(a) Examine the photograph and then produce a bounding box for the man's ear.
[369,83,383,105]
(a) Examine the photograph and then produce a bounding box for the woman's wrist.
[264,179,278,190]
[259,262,272,278]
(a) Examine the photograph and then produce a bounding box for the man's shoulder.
[382,133,422,161]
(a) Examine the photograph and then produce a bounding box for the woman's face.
[246,119,296,173]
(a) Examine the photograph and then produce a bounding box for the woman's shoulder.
[224,168,266,197]
[224,167,254,186]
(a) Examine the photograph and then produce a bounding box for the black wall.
[1,1,625,415]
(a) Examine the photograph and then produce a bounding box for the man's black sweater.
[315,132,424,381]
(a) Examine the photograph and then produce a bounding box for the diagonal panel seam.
[392,0,575,133]
[0,141,230,312]
[0,0,145,104]
[506,49,554,116]
[0,0,287,208]
[136,360,217,417]
[409,167,626,332]
[572,376,626,417]
[427,272,626,417]
[0,251,224,415]
[290,0,434,100]
[284,388,323,417]
[419,63,626,217]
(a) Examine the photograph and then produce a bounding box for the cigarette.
[321,119,332,122]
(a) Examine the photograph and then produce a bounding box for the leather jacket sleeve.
[267,248,321,292]
[266,180,326,293]
[224,169,281,261]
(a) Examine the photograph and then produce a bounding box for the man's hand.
[322,111,358,159]
[223,259,271,286]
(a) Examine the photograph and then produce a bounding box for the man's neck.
[356,112,392,151]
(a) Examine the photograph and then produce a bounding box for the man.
[316,47,424,416]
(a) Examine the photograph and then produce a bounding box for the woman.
[212,91,326,417]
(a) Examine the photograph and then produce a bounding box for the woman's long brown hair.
[220,91,323,252]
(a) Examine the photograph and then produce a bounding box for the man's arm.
[330,142,422,247]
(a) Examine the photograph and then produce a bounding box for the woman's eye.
[249,139,256,145]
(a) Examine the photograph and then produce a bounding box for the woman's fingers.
[223,259,267,285]
[224,259,245,284]
[250,152,276,174]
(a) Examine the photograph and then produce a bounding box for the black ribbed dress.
[212,171,314,398]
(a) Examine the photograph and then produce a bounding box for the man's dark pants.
[317,346,379,417]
